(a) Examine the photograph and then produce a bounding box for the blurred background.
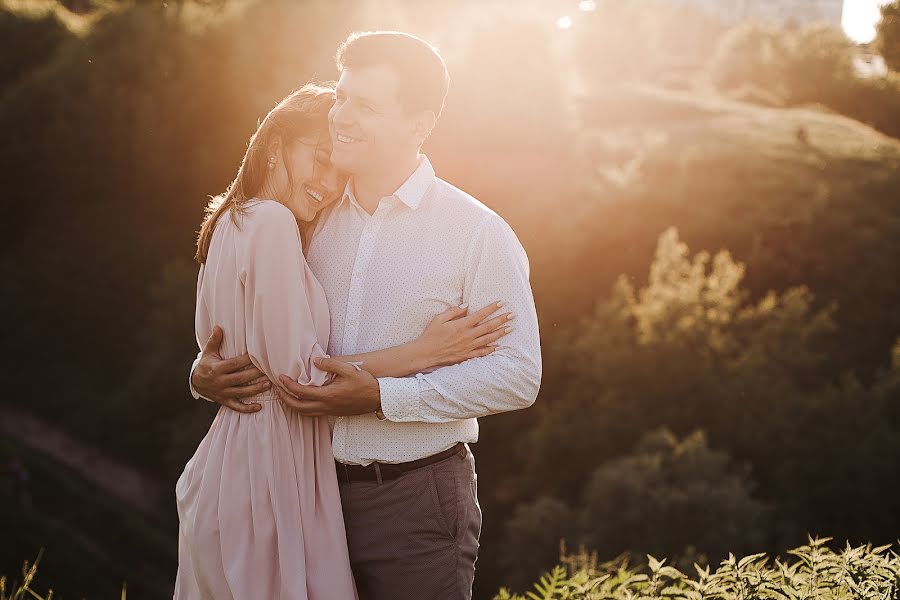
[1,0,899,597]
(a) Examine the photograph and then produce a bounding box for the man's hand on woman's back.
[192,326,270,413]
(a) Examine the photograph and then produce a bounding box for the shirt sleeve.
[188,350,213,401]
[377,214,542,423]
[189,261,214,402]
[239,202,331,391]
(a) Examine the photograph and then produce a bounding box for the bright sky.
[557,1,891,42]
[843,0,891,43]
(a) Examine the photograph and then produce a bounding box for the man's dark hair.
[335,31,450,119]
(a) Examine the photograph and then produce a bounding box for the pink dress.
[174,199,358,600]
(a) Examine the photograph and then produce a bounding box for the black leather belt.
[335,442,466,483]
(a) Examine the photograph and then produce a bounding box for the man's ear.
[412,110,437,146]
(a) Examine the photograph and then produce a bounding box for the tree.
[576,428,769,566]
[499,428,770,591]
[708,23,854,104]
[877,0,900,72]
[780,24,855,104]
[517,228,836,500]
[708,23,790,96]
[499,497,578,590]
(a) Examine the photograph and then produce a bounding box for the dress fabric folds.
[174,199,358,600]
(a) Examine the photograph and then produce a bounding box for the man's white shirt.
[192,155,541,465]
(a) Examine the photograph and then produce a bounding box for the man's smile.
[335,132,365,144]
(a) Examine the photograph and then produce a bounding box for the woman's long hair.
[195,83,336,263]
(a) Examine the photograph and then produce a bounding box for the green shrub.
[495,536,900,600]
[826,70,900,139]
[500,428,769,591]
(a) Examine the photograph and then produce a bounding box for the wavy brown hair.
[195,83,336,263]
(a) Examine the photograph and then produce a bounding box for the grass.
[0,435,175,599]
[495,536,900,600]
[3,535,897,599]
[1,548,126,600]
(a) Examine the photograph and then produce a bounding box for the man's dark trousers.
[338,443,482,599]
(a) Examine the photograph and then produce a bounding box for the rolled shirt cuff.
[377,376,421,422]
[189,355,214,402]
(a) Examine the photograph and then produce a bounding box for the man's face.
[328,64,417,176]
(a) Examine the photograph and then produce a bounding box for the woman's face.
[271,134,344,222]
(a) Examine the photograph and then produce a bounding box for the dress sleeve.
[238,202,331,391]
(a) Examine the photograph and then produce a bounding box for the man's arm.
[377,214,541,423]
[274,214,541,420]
[190,326,271,413]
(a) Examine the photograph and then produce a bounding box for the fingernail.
[459,303,469,309]
[497,301,505,308]
[505,326,514,333]
[507,313,516,321]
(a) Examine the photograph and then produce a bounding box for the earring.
[267,156,276,170]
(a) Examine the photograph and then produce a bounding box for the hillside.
[0,418,175,598]
[536,84,900,378]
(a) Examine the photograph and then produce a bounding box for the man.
[190,31,541,599]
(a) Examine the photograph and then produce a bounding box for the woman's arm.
[336,302,514,378]
[336,344,427,379]
[240,201,332,389]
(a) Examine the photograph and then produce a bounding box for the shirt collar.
[338,155,435,211]
[393,155,435,210]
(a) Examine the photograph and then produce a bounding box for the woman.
[173,84,511,599]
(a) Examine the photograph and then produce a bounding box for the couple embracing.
[173,31,541,600]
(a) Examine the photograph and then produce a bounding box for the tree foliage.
[877,0,900,72]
